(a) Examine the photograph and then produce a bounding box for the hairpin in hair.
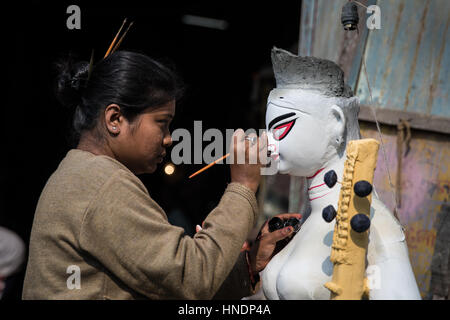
[111,21,134,55]
[87,49,95,81]
[85,19,133,86]
[104,18,134,59]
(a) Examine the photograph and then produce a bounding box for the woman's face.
[113,100,175,175]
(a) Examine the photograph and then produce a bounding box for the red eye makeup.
[273,119,297,141]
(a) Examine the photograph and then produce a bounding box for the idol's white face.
[265,89,344,177]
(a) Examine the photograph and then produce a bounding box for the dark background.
[2,1,300,298]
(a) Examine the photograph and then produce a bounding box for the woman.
[22,51,299,299]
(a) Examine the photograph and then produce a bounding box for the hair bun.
[55,60,90,109]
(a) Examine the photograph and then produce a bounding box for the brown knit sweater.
[22,149,259,299]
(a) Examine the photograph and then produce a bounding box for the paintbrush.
[188,136,263,179]
[188,153,230,179]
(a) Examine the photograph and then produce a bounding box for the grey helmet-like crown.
[271,47,353,98]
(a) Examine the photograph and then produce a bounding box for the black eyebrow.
[268,112,296,130]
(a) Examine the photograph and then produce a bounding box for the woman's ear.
[329,105,346,146]
[104,104,122,135]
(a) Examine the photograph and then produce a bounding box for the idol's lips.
[267,144,279,159]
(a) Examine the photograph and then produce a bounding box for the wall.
[360,121,449,298]
[287,0,450,298]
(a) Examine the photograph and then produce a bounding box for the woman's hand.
[230,129,267,193]
[248,213,302,275]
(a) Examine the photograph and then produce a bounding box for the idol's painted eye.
[273,119,296,141]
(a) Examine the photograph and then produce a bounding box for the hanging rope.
[343,0,402,223]
[361,56,403,225]
[396,119,412,209]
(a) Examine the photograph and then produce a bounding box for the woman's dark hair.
[55,51,183,142]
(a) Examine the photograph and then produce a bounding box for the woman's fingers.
[246,132,258,164]
[258,131,269,165]
[273,213,302,220]
[231,129,267,165]
[264,226,295,244]
[260,213,302,233]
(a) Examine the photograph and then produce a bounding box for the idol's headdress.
[271,47,353,98]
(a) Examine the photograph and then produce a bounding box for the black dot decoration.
[354,180,373,197]
[324,170,338,188]
[322,205,337,223]
[268,217,284,232]
[350,214,371,233]
[284,218,301,232]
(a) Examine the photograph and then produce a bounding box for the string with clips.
[341,0,403,227]
[87,18,134,81]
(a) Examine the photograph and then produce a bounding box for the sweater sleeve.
[79,170,258,299]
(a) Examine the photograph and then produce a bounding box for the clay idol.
[257,48,421,300]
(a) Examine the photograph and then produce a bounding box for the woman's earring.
[112,126,117,130]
